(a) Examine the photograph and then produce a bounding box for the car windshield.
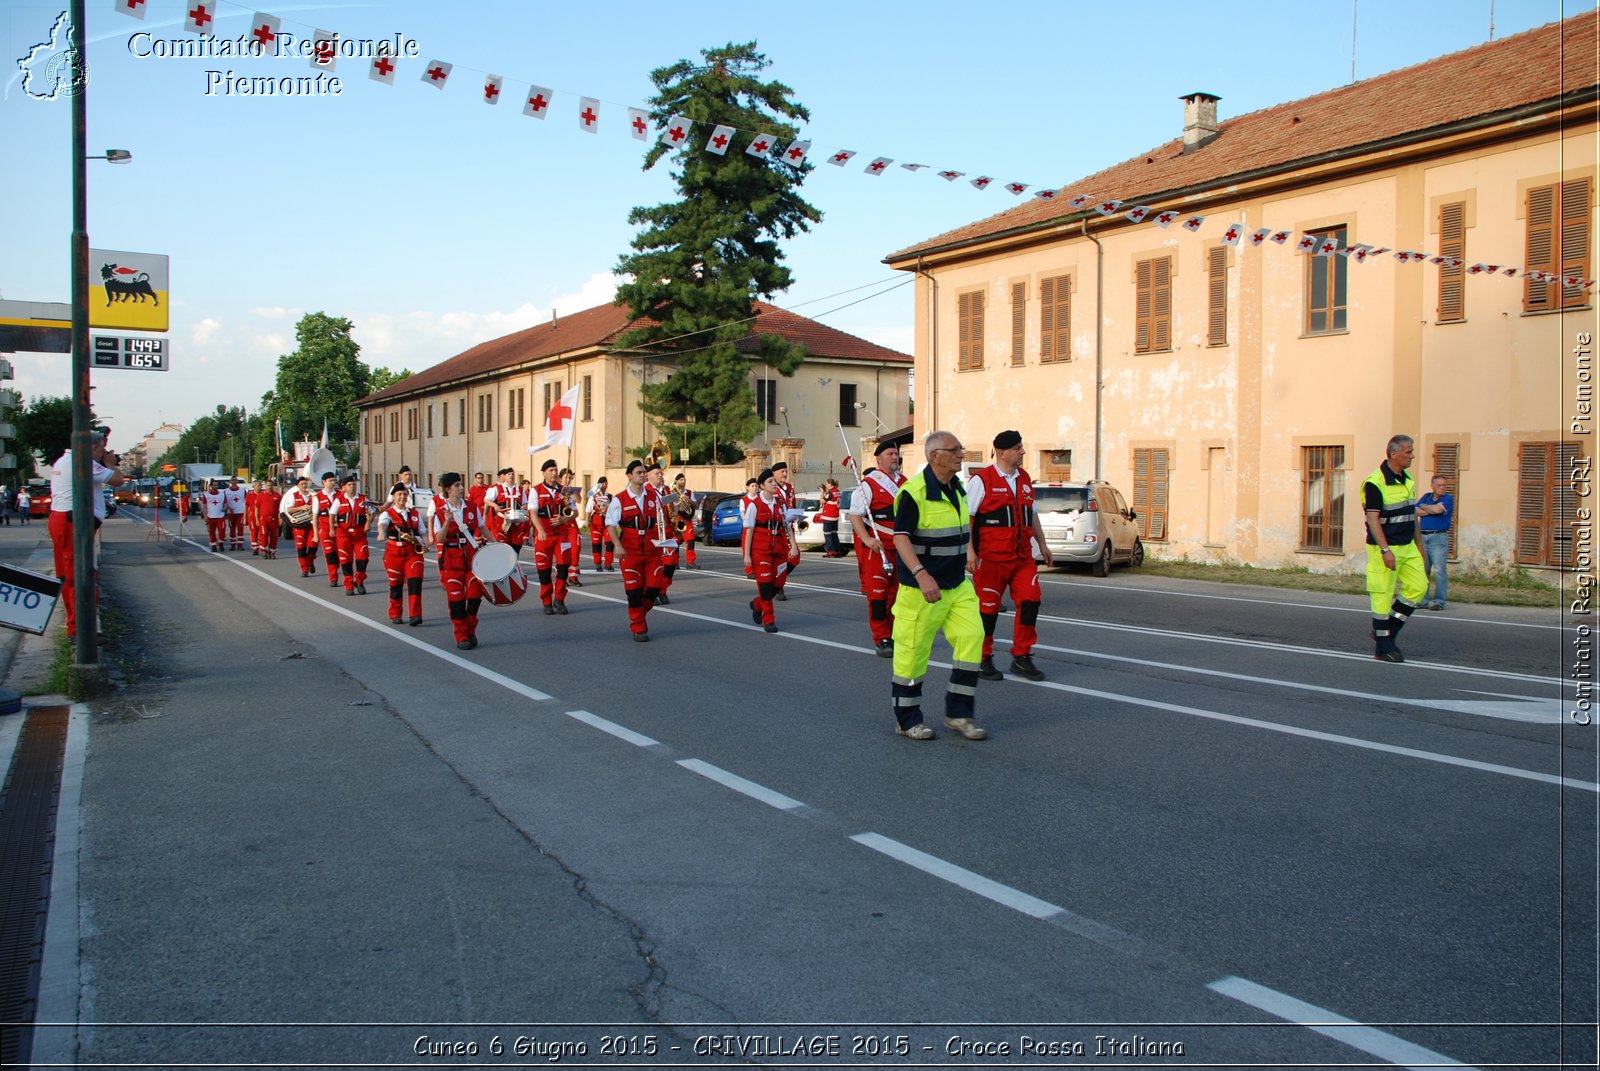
[1034,486,1089,513]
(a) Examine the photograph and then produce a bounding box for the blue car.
[709,495,744,546]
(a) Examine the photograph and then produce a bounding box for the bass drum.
[469,542,528,606]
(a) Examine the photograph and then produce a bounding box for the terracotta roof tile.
[888,10,1599,262]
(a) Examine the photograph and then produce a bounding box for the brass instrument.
[285,505,313,527]
[647,438,670,467]
[394,528,425,553]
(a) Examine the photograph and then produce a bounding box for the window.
[1432,441,1461,561]
[1131,447,1169,541]
[1525,179,1592,313]
[1304,226,1348,334]
[755,379,777,423]
[1134,256,1172,353]
[541,381,562,425]
[457,399,464,434]
[1010,282,1026,366]
[1438,202,1466,322]
[441,402,448,437]
[1300,445,1345,551]
[477,393,493,433]
[507,388,525,430]
[1039,449,1071,481]
[1040,275,1070,363]
[1206,246,1228,346]
[582,375,592,422]
[840,383,858,427]
[407,408,419,440]
[957,290,985,370]
[388,412,398,442]
[1516,441,1580,567]
[427,404,434,439]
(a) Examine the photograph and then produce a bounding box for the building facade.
[886,11,1598,573]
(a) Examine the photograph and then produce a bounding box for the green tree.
[249,313,392,477]
[13,395,94,475]
[615,41,820,463]
[368,366,412,394]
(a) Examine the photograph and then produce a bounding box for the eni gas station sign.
[0,248,170,367]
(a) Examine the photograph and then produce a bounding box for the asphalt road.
[44,510,1599,1069]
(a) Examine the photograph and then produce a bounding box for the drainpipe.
[1080,218,1105,480]
[913,256,936,434]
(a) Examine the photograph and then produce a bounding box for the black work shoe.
[389,617,403,626]
[542,604,555,616]
[656,592,670,605]
[567,577,582,588]
[330,578,339,587]
[466,637,478,649]
[1375,649,1405,663]
[776,590,787,601]
[978,657,1004,681]
[764,623,778,633]
[875,638,893,658]
[356,582,367,594]
[456,640,473,650]
[345,588,358,597]
[750,598,762,624]
[553,600,568,615]
[1009,655,1044,681]
[408,616,422,627]
[632,631,649,642]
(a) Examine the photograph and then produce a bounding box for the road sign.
[92,334,168,371]
[89,248,169,332]
[0,563,62,635]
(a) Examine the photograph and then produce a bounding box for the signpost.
[92,334,168,370]
[0,563,64,636]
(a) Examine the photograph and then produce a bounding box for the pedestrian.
[0,484,11,526]
[530,459,571,615]
[645,464,677,604]
[48,430,126,640]
[310,471,341,585]
[587,476,615,572]
[377,482,428,626]
[849,445,907,657]
[606,459,666,642]
[223,477,247,551]
[1417,474,1454,611]
[280,476,317,576]
[889,430,987,742]
[432,472,487,650]
[818,478,843,556]
[200,479,228,552]
[742,468,790,633]
[14,486,28,524]
[1364,434,1427,662]
[968,430,1054,682]
[467,471,490,513]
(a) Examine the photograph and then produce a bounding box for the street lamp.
[854,401,888,434]
[777,405,792,438]
[89,149,133,164]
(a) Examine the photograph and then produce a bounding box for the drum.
[470,542,528,606]
[502,508,530,526]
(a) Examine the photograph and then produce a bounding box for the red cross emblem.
[426,65,447,82]
[1038,190,1055,198]
[1226,227,1239,239]
[528,93,548,113]
[787,145,805,160]
[251,22,275,47]
[974,178,990,187]
[869,160,887,172]
[483,81,499,101]
[939,171,958,179]
[314,40,334,66]
[581,107,598,127]
[668,124,686,141]
[128,0,146,8]
[712,132,729,149]
[546,399,573,432]
[188,3,211,27]
[753,139,769,152]
[831,151,851,163]
[1008,183,1025,193]
[633,115,648,135]
[373,56,394,77]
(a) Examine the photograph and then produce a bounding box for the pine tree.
[615,42,821,463]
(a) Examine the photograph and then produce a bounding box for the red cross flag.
[1153,211,1179,227]
[1249,228,1273,247]
[1315,236,1340,256]
[477,74,502,105]
[1094,200,1123,216]
[1501,267,1519,277]
[1005,182,1029,196]
[369,51,397,84]
[746,132,776,157]
[661,115,692,145]
[115,0,147,20]
[1034,189,1058,200]
[311,29,336,71]
[1368,247,1392,257]
[1269,230,1292,245]
[937,170,965,181]
[827,149,857,166]
[1565,275,1585,287]
[901,163,929,172]
[1296,234,1319,254]
[865,157,893,175]
[530,385,582,454]
[628,108,650,140]
[781,140,811,164]
[1447,257,1467,268]
[420,59,452,89]
[184,0,216,34]
[706,125,736,154]
[1428,255,1449,267]
[1182,216,1206,233]
[249,13,280,53]
[1467,264,1488,275]
[1124,206,1152,223]
[523,85,554,119]
[1068,194,1092,208]
[1350,244,1373,263]
[971,176,993,190]
[579,97,601,133]
[1221,222,1245,246]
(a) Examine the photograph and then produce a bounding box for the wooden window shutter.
[1040,275,1070,362]
[1561,179,1592,310]
[1132,448,1151,531]
[1152,257,1172,351]
[1206,246,1227,345]
[1515,443,1550,564]
[1148,448,1169,540]
[958,291,985,370]
[1010,282,1026,366]
[1039,276,1056,361]
[1438,202,1466,321]
[1524,185,1557,312]
[1553,441,1580,567]
[1432,442,1460,560]
[1135,259,1153,353]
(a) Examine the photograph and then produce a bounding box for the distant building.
[139,423,184,472]
[886,10,1597,572]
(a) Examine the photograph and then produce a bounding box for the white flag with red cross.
[1182,216,1206,233]
[523,85,553,118]
[1315,236,1340,256]
[114,0,147,19]
[482,74,504,105]
[184,0,217,34]
[311,29,337,71]
[1124,206,1152,223]
[1068,194,1092,208]
[705,125,736,154]
[369,51,397,83]
[1094,199,1123,216]
[1368,247,1392,257]
[970,176,994,190]
[578,97,601,133]
[781,140,810,164]
[827,149,857,166]
[1005,181,1029,196]
[865,157,894,175]
[1034,189,1057,200]
[1501,267,1519,277]
[1296,234,1320,254]
[530,385,582,454]
[1269,230,1292,245]
[661,115,692,145]
[248,13,281,53]
[420,59,452,89]
[1221,222,1245,246]
[937,170,964,181]
[1249,228,1273,247]
[628,108,651,140]
[745,131,777,157]
[1153,210,1179,228]
[1428,255,1449,267]
[901,163,928,172]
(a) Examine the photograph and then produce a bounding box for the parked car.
[25,480,51,518]
[789,494,825,550]
[102,488,118,516]
[1033,480,1144,576]
[693,492,740,543]
[708,495,745,546]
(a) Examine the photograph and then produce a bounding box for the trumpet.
[394,528,425,552]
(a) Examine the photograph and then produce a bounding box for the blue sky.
[0,0,1584,446]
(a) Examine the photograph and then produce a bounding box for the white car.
[1033,480,1145,576]
[788,494,825,550]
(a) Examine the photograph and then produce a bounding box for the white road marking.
[565,709,659,748]
[850,832,1065,919]
[32,704,88,1066]
[1208,976,1482,1071]
[678,759,805,811]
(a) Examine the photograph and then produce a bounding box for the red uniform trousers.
[617,531,664,636]
[589,518,613,568]
[437,545,484,644]
[48,510,96,640]
[205,516,227,549]
[563,520,582,577]
[974,555,1042,657]
[855,535,899,645]
[532,526,572,606]
[227,511,246,549]
[680,524,697,566]
[290,523,315,573]
[383,540,426,622]
[747,529,790,627]
[316,519,339,582]
[334,525,370,590]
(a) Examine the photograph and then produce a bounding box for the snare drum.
[469,542,528,606]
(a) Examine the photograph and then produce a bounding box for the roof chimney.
[1180,92,1221,153]
[550,308,557,330]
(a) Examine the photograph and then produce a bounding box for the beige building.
[887,11,1598,572]
[357,300,910,495]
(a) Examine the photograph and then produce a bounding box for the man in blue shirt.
[1417,474,1454,610]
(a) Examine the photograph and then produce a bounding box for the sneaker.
[1427,603,1445,611]
[875,638,893,658]
[656,592,670,605]
[632,631,649,643]
[456,640,473,650]
[776,590,787,601]
[1375,649,1405,663]
[764,623,778,633]
[553,600,568,615]
[977,657,1004,681]
[1009,655,1044,682]
[542,604,555,616]
[943,717,988,741]
[895,723,936,741]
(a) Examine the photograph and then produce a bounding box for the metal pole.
[69,0,96,670]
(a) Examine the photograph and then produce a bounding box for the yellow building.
[357,300,910,495]
[887,11,1598,572]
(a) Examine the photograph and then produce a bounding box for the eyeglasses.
[931,444,964,455]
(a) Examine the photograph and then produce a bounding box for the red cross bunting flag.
[249,13,280,52]
[781,140,810,164]
[1249,228,1273,247]
[1125,206,1152,223]
[1094,200,1123,216]
[706,125,736,154]
[1368,246,1392,258]
[369,51,397,83]
[523,86,553,119]
[1153,210,1179,227]
[184,0,216,34]
[1182,216,1206,232]
[1428,255,1449,266]
[1350,244,1373,262]
[530,385,582,454]
[115,0,147,20]
[938,170,965,181]
[1315,236,1340,256]
[865,157,894,175]
[746,132,776,157]
[421,59,452,89]
[827,149,857,166]
[1296,234,1319,254]
[662,115,692,145]
[1005,182,1029,195]
[578,97,600,133]
[971,176,993,190]
[482,74,503,105]
[1269,230,1292,245]
[628,108,650,140]
[310,30,337,70]
[901,163,929,172]
[1068,194,1092,208]
[1221,222,1245,246]
[1034,189,1058,200]
[1501,267,1519,276]
[1468,263,1488,274]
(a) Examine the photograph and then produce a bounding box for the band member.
[331,474,372,595]
[396,465,434,527]
[741,468,790,633]
[643,464,678,604]
[606,459,666,641]
[587,476,615,571]
[530,459,572,615]
[968,430,1053,682]
[244,481,259,554]
[481,466,526,551]
[432,471,488,650]
[849,443,908,657]
[770,460,800,599]
[223,477,248,551]
[377,482,428,626]
[673,472,700,568]
[280,475,317,575]
[467,471,490,512]
[310,471,341,586]
[819,479,844,556]
[201,479,228,552]
[740,477,760,577]
[254,480,282,559]
[558,469,583,587]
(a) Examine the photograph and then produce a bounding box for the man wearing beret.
[967,429,1052,681]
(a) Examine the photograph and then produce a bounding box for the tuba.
[647,438,670,468]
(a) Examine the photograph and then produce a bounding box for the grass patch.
[35,630,71,696]
[1136,557,1562,610]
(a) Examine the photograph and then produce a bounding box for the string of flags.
[112,0,1595,293]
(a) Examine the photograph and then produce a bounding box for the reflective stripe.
[951,660,981,672]
[891,675,920,687]
[894,696,922,707]
[920,544,965,556]
[916,524,967,538]
[948,682,976,697]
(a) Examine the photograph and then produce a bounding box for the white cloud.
[190,317,222,346]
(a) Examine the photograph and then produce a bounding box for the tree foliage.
[11,395,81,475]
[615,41,820,463]
[153,404,259,476]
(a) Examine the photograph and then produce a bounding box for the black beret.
[625,460,645,474]
[390,482,407,496]
[993,429,1022,450]
[770,460,788,471]
[398,464,412,474]
[873,441,898,457]
[439,471,463,489]
[320,471,336,481]
[541,459,557,471]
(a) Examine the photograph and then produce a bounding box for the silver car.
[1033,481,1144,576]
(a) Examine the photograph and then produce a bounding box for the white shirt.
[281,487,313,516]
[965,465,1019,517]
[50,450,115,519]
[223,487,247,514]
[741,493,779,529]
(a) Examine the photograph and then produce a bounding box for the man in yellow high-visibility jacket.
[1364,434,1427,662]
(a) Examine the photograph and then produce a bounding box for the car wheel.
[1091,544,1110,577]
[1130,538,1145,568]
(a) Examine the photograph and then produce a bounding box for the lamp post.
[853,401,889,434]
